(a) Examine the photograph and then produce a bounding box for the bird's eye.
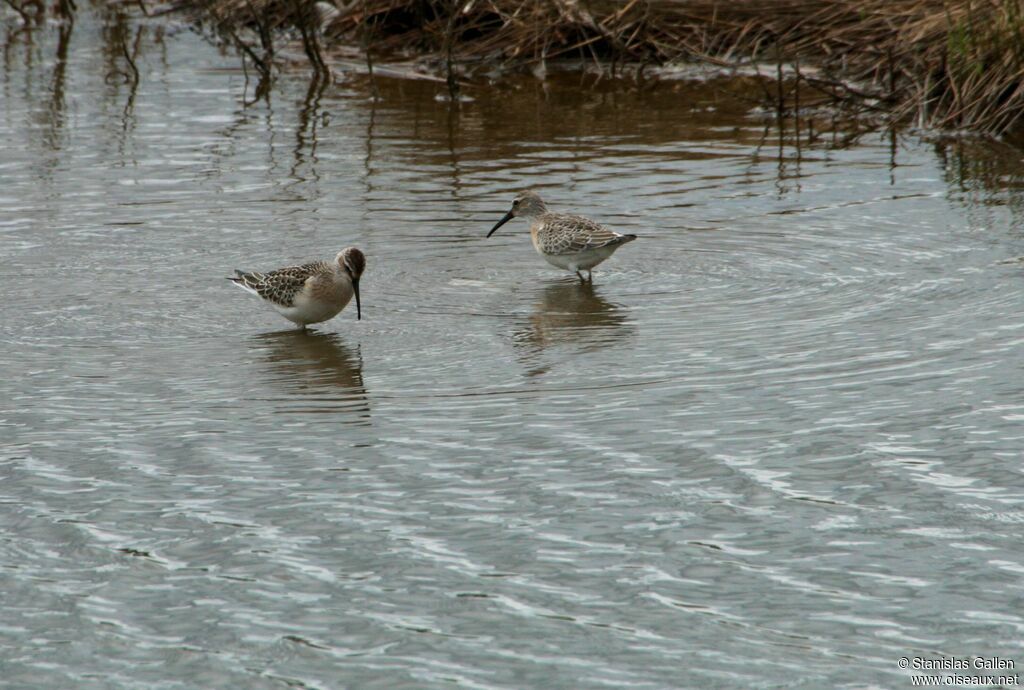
[513,199,521,206]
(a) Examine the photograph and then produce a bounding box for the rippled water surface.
[4,8,1024,689]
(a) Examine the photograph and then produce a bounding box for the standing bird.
[229,247,365,329]
[487,190,636,282]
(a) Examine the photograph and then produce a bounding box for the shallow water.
[3,8,1024,689]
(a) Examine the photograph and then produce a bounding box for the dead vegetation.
[147,0,1024,134]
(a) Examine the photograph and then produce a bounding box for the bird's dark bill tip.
[487,210,514,237]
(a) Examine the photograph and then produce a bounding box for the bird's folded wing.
[543,215,625,254]
[252,261,325,307]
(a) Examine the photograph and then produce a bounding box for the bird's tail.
[227,270,260,295]
[617,233,638,244]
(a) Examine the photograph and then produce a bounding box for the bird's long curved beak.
[353,278,361,320]
[487,210,514,238]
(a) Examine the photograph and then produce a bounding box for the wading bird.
[229,247,365,329]
[487,190,636,282]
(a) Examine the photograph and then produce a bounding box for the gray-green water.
[3,7,1024,689]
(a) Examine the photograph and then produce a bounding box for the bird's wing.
[539,214,629,255]
[233,261,326,307]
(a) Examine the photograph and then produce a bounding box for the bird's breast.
[309,274,352,305]
[530,222,546,254]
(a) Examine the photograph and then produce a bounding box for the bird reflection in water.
[252,330,370,423]
[514,279,633,376]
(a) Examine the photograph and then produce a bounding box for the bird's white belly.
[275,291,349,325]
[538,246,613,272]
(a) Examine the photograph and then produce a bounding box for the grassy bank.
[36,0,1019,136]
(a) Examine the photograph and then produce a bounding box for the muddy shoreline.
[169,0,1024,139]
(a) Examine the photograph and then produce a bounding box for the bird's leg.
[587,270,593,283]
[575,270,585,283]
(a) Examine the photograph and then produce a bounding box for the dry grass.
[179,0,1024,135]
